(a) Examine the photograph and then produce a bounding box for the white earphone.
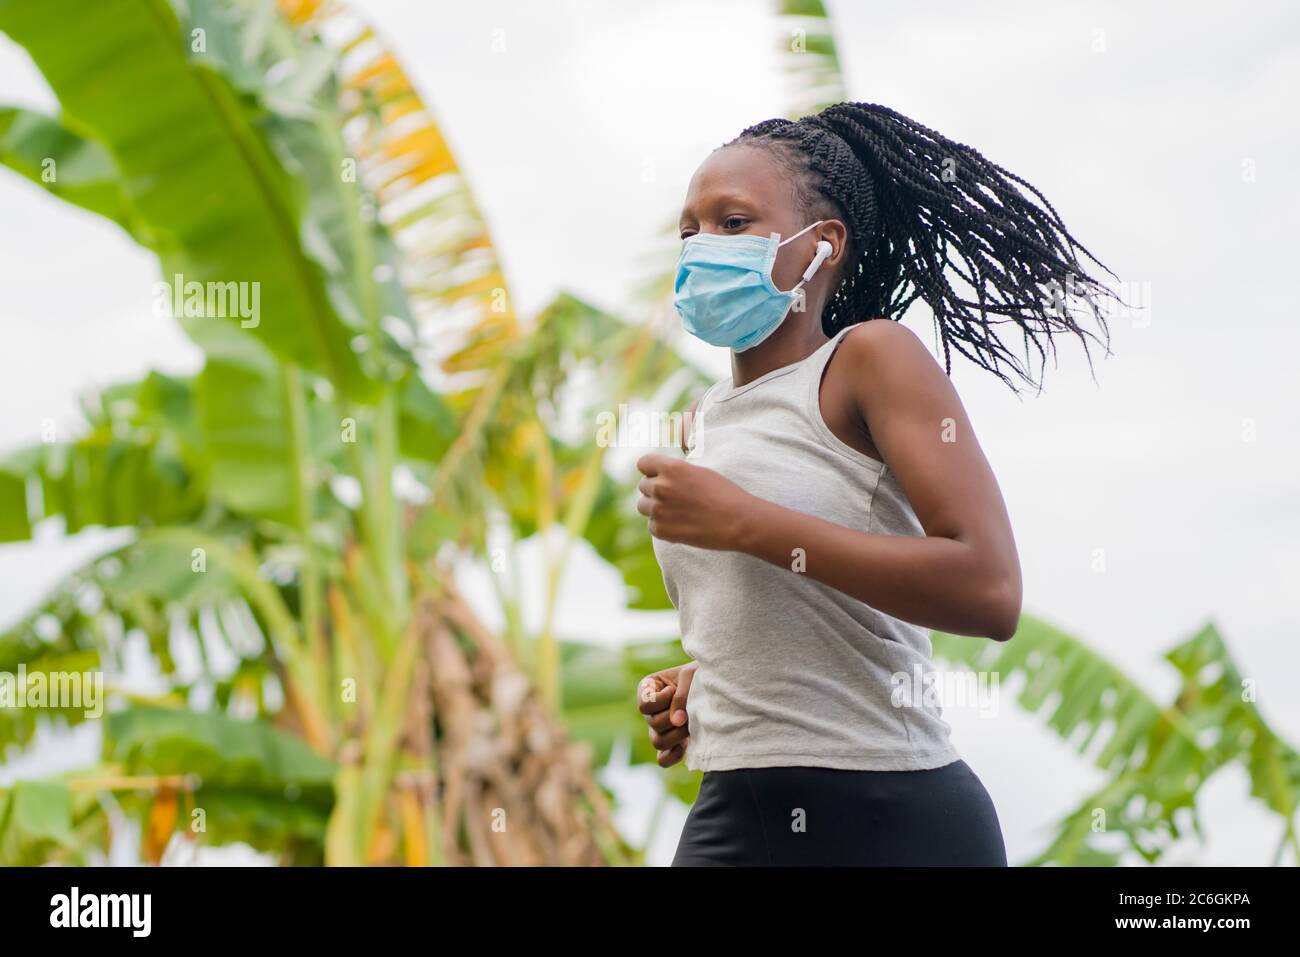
[801,240,834,283]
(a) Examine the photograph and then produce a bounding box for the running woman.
[635,102,1115,866]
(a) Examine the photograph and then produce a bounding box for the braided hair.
[725,102,1119,393]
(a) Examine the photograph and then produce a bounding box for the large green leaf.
[0,467,30,541]
[0,370,207,542]
[932,616,1300,865]
[106,706,335,790]
[0,706,337,865]
[105,706,335,860]
[277,0,524,376]
[933,618,1205,864]
[0,526,302,757]
[0,437,202,542]
[1164,623,1300,828]
[0,779,77,865]
[397,374,459,465]
[189,320,297,522]
[0,0,374,399]
[0,106,145,240]
[584,472,674,610]
[0,649,103,752]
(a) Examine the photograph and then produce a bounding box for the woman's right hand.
[637,662,697,768]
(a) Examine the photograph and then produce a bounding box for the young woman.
[635,102,1115,866]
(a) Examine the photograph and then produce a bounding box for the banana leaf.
[0,0,375,398]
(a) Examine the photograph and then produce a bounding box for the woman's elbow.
[982,573,1022,642]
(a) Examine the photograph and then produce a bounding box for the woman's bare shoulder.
[831,319,959,418]
[837,318,932,366]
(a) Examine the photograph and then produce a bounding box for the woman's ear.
[821,220,850,266]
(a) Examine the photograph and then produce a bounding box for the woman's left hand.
[636,453,753,550]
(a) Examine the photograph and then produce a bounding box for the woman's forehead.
[681,144,789,217]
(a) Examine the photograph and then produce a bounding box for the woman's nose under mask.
[673,220,827,351]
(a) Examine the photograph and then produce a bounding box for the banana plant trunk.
[322,577,625,866]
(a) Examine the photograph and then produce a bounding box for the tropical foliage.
[0,0,703,865]
[934,620,1300,865]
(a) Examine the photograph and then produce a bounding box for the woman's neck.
[730,317,830,388]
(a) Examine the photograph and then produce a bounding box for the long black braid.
[726,102,1119,393]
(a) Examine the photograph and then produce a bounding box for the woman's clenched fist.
[635,453,753,551]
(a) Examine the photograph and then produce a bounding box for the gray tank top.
[652,326,961,772]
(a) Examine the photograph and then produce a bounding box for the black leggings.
[672,759,1007,866]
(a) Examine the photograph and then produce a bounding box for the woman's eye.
[678,218,747,240]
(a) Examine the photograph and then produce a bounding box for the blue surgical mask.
[673,220,826,352]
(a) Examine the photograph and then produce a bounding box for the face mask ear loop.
[776,220,824,249]
[778,222,827,301]
[774,221,825,302]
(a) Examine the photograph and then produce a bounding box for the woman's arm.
[636,321,1022,641]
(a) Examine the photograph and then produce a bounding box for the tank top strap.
[793,325,856,411]
[803,325,856,387]
[798,323,887,474]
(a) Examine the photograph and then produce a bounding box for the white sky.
[1,0,1298,865]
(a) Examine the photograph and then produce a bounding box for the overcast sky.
[1,0,1297,865]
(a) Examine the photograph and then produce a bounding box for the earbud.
[801,240,834,282]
